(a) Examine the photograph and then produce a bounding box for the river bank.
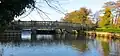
[96,28,120,33]
[85,31,120,39]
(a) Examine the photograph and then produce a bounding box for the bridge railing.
[12,21,90,30]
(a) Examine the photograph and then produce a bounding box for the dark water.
[0,34,120,56]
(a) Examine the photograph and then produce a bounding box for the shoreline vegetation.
[85,28,120,39]
[96,28,120,33]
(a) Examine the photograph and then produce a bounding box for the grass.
[96,28,120,33]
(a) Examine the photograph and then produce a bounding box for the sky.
[16,0,114,21]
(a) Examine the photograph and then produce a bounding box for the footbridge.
[10,21,94,31]
[0,21,95,40]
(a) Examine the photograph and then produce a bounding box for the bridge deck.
[10,21,92,30]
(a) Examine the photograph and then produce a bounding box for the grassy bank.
[96,28,120,33]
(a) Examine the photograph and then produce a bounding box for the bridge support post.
[31,29,37,41]
[72,30,78,34]
[60,29,65,34]
[77,30,86,36]
[55,29,62,34]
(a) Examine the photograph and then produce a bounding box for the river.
[0,33,120,56]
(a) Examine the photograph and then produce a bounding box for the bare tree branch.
[20,8,35,18]
[35,7,51,20]
[44,0,65,14]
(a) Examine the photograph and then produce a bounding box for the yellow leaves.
[79,7,90,16]
[86,19,93,25]
[63,7,92,24]
[98,16,105,27]
[98,8,112,27]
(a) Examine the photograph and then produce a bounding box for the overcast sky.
[16,0,114,21]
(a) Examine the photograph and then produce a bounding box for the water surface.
[0,34,120,56]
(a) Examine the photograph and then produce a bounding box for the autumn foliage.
[98,8,112,28]
[98,0,120,28]
[63,7,93,25]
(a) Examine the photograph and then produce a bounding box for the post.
[31,28,37,41]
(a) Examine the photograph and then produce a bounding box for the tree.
[0,0,35,31]
[79,7,91,24]
[0,0,63,31]
[63,7,92,25]
[98,8,112,28]
[103,0,120,24]
[99,0,120,28]
[113,17,120,28]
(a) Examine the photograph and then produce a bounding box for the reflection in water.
[101,41,110,56]
[72,40,88,52]
[0,34,120,56]
[21,30,31,40]
[36,35,53,40]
